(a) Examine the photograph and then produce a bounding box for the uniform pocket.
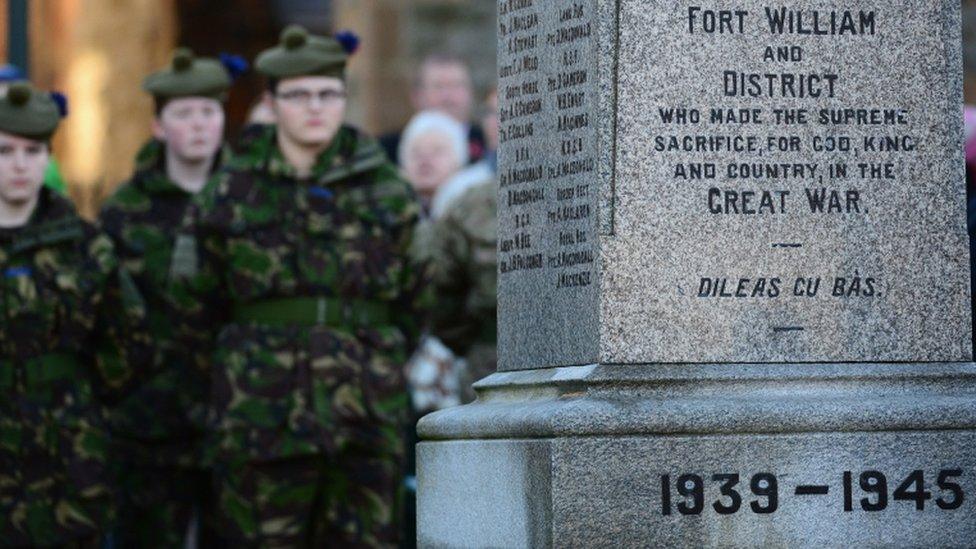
[211,325,316,461]
[0,408,20,507]
[55,417,113,540]
[335,327,409,454]
[224,223,290,301]
[13,406,111,543]
[322,189,405,299]
[357,326,409,420]
[306,328,365,437]
[58,417,111,498]
[3,265,60,352]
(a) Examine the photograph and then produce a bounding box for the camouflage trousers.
[0,411,114,548]
[213,450,403,548]
[114,459,212,548]
[0,491,110,548]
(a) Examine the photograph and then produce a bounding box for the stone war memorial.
[418,0,976,546]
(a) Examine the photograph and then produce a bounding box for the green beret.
[0,83,61,141]
[143,48,232,100]
[256,25,349,80]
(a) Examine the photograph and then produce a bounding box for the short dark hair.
[153,96,169,117]
[266,78,280,95]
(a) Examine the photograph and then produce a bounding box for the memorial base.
[417,363,976,548]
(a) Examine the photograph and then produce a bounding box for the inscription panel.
[497,0,601,370]
[603,0,971,363]
[555,432,976,546]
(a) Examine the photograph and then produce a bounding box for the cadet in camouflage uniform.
[0,65,69,196]
[98,49,239,548]
[0,83,147,547]
[170,26,427,547]
[417,177,497,402]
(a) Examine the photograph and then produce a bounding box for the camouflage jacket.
[171,125,428,463]
[99,139,229,466]
[0,189,147,546]
[416,178,497,402]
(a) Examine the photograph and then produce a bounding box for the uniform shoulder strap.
[319,129,390,185]
[11,216,85,254]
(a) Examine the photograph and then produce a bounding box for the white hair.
[398,110,469,168]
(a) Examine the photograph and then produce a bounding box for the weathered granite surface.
[418,363,976,547]
[496,0,603,371]
[603,0,970,364]
[497,0,971,370]
[420,362,976,440]
[417,441,553,548]
[420,431,976,548]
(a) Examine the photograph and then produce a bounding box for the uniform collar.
[134,138,229,195]
[243,125,387,185]
[0,187,82,248]
[265,127,347,182]
[20,187,73,226]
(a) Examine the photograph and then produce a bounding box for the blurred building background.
[0,0,496,217]
[1,1,975,216]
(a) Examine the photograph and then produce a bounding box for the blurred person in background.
[170,26,429,547]
[99,48,242,549]
[398,109,469,215]
[0,83,148,547]
[413,149,498,406]
[406,94,496,403]
[430,88,498,219]
[401,98,497,539]
[381,53,485,165]
[246,98,276,126]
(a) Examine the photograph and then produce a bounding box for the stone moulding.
[418,362,976,440]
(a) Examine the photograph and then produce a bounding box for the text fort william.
[687,7,877,36]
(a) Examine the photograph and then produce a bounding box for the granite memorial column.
[418,1,976,546]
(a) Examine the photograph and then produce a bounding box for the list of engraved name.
[497,0,597,291]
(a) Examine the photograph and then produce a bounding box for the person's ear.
[151,117,167,141]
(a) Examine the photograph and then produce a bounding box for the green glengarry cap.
[256,25,349,80]
[0,83,62,141]
[143,48,232,100]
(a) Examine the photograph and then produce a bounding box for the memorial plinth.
[418,1,976,546]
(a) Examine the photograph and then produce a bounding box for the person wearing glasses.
[99,48,243,548]
[0,83,147,547]
[170,26,428,546]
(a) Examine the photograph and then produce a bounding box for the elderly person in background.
[413,93,500,406]
[399,109,469,216]
[431,88,498,219]
[398,109,472,544]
